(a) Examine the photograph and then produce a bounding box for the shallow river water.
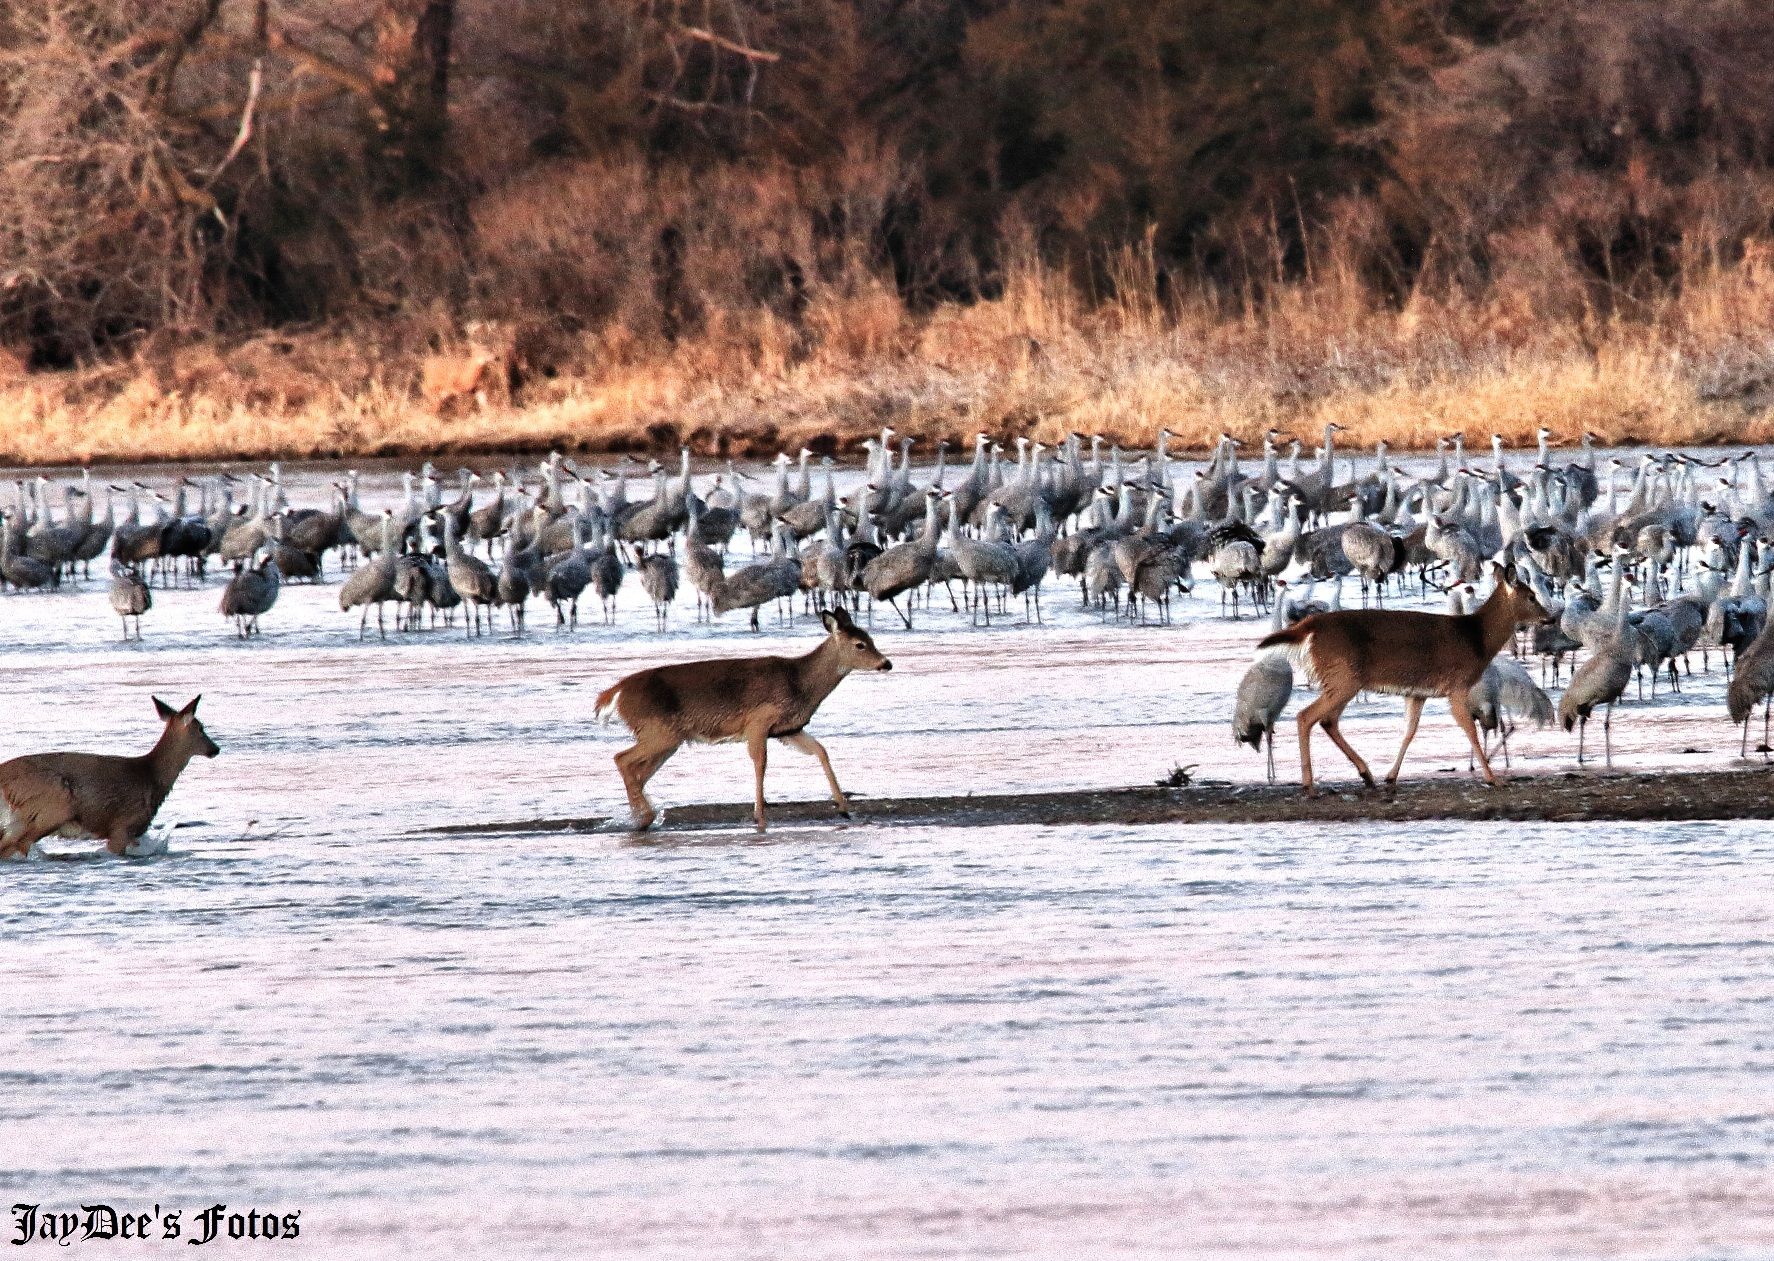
[2,458,1771,1257]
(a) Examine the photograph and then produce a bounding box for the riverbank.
[427,766,1774,838]
[5,251,1773,468]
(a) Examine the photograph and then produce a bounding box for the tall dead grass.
[4,217,1774,468]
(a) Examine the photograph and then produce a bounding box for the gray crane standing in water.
[443,514,499,637]
[1233,592,1294,781]
[862,490,943,629]
[1727,617,1774,759]
[1560,574,1638,767]
[219,539,282,638]
[339,510,400,639]
[543,519,593,631]
[108,561,151,639]
[1467,655,1554,770]
[639,551,680,632]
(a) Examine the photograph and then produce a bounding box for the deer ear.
[828,606,855,630]
[820,611,842,635]
[153,696,177,721]
[1502,563,1519,585]
[180,695,202,717]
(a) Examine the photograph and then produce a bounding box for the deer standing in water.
[0,696,219,859]
[596,607,892,833]
[1257,565,1551,795]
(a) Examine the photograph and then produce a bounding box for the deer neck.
[143,729,199,805]
[1473,587,1522,660]
[795,637,853,707]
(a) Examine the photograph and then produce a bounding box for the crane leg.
[1603,704,1614,769]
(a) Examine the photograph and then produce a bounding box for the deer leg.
[615,738,677,831]
[1319,705,1375,790]
[1384,696,1426,787]
[1449,691,1496,785]
[780,732,851,819]
[747,726,771,833]
[1,822,53,861]
[106,823,148,857]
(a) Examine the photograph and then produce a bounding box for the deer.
[1256,564,1551,796]
[595,606,892,833]
[0,696,219,860]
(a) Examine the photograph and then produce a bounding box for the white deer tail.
[1277,633,1319,687]
[594,681,623,724]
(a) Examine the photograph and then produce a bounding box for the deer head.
[152,695,220,759]
[820,607,891,673]
[1493,563,1554,625]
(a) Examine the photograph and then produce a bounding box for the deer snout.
[877,658,893,671]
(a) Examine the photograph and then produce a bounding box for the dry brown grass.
[4,236,1774,468]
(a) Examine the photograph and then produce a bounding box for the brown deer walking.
[1257,566,1550,795]
[0,696,219,859]
[596,608,892,833]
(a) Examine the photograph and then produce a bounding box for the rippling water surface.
[3,460,1772,1256]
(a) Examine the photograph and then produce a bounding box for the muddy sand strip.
[424,766,1774,836]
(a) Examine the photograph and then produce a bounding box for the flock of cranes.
[7,422,1774,775]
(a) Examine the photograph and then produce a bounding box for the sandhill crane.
[23,479,81,583]
[109,562,151,639]
[588,524,625,624]
[219,476,272,564]
[1012,500,1056,622]
[219,544,282,638]
[442,515,499,636]
[1468,656,1553,769]
[781,457,838,541]
[74,484,116,578]
[1559,576,1637,767]
[496,537,531,634]
[1339,500,1400,605]
[544,520,593,630]
[0,512,53,592]
[339,511,401,639]
[861,492,942,629]
[392,522,432,631]
[1234,597,1294,781]
[286,481,349,566]
[639,552,679,632]
[1728,617,1774,758]
[617,462,676,557]
[714,522,801,631]
[943,500,1018,626]
[468,470,509,553]
[1210,538,1261,619]
[684,501,727,621]
[740,453,796,551]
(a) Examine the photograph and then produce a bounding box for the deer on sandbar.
[1257,564,1551,795]
[596,607,892,833]
[0,696,219,859]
